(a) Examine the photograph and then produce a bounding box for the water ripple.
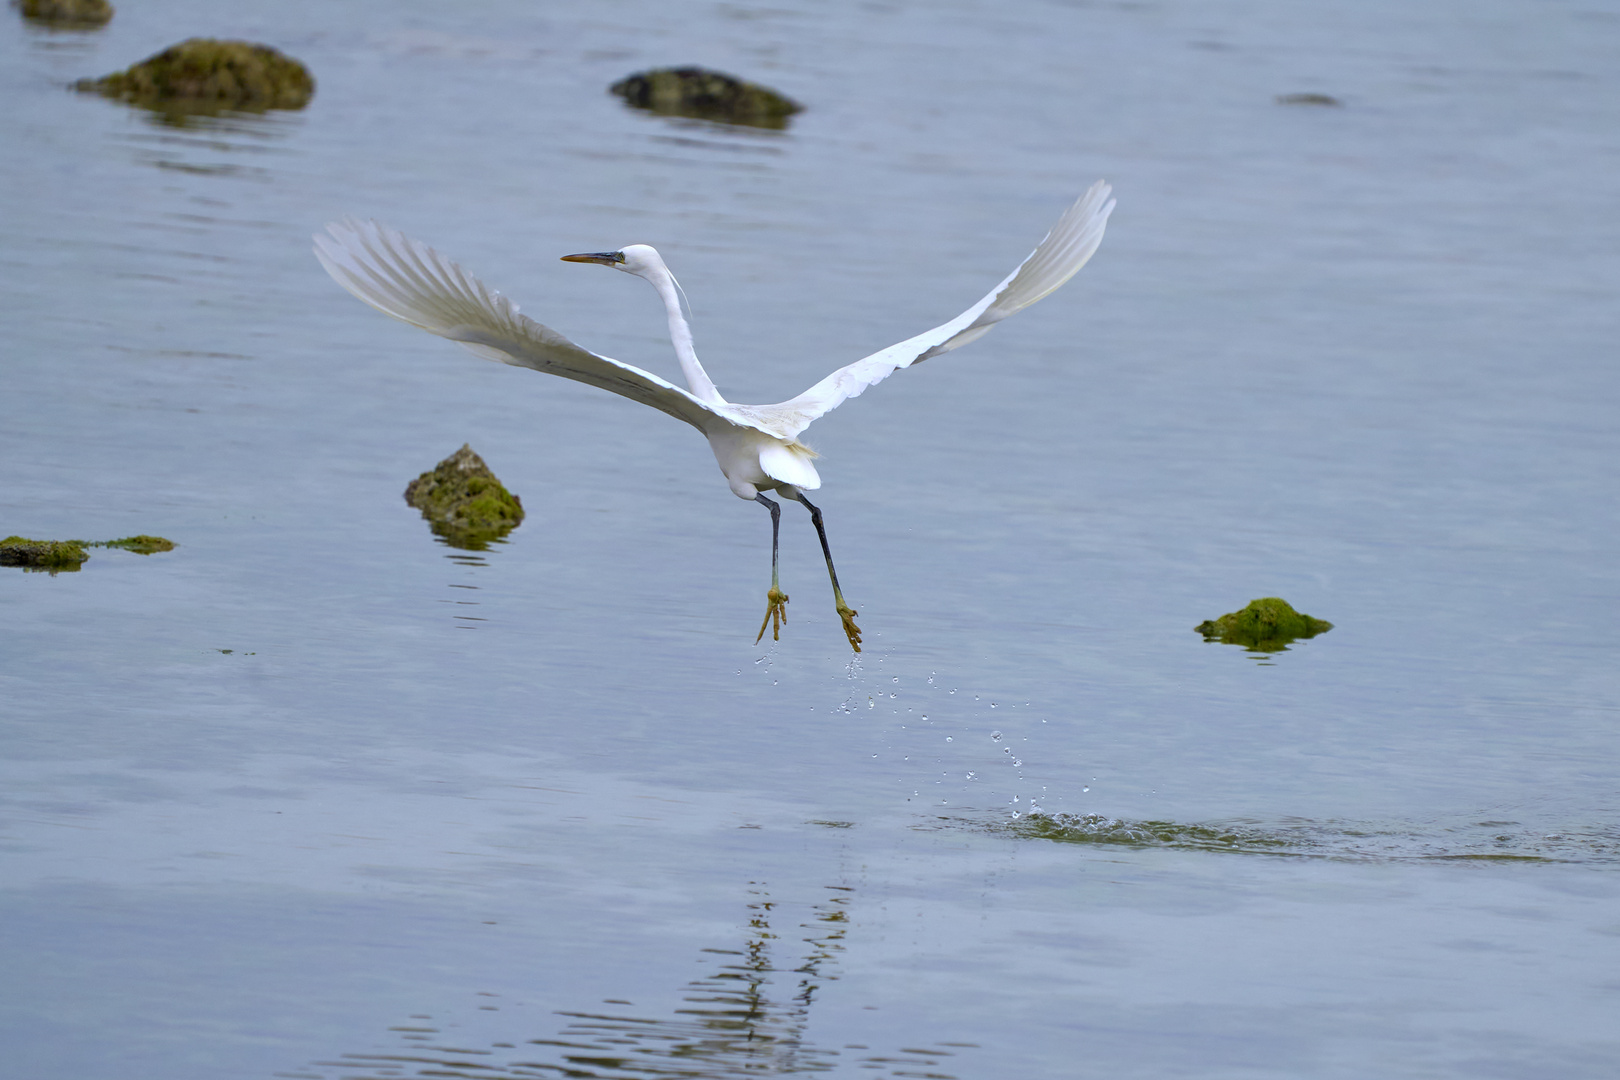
[301,883,973,1080]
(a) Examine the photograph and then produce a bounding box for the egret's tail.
[314,219,528,354]
[982,180,1114,323]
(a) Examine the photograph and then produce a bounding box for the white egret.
[314,181,1114,652]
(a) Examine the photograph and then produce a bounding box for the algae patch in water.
[999,812,1610,863]
[610,67,802,130]
[0,534,174,574]
[1195,596,1332,652]
[16,0,113,28]
[1008,812,1299,853]
[75,38,314,117]
[97,534,175,555]
[404,444,525,551]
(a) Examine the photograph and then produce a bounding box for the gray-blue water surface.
[3,1,1618,1077]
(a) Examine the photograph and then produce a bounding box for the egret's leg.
[792,493,862,653]
[753,493,789,644]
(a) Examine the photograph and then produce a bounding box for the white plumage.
[314,181,1115,651]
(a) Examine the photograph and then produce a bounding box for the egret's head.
[560,244,662,277]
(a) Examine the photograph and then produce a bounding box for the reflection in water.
[441,552,490,629]
[991,811,1620,864]
[110,110,301,179]
[305,884,974,1079]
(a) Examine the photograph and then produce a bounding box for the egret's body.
[315,182,1114,651]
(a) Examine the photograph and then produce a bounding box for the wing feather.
[751,181,1114,439]
[314,219,753,436]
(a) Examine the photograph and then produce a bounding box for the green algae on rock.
[0,536,89,572]
[1196,597,1332,652]
[17,0,114,29]
[75,38,314,117]
[610,67,802,130]
[404,444,525,550]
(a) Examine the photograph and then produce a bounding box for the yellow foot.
[755,586,789,644]
[836,601,862,653]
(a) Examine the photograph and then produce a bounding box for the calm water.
[4,1,1619,1077]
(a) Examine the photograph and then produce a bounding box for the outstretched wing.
[744,181,1114,440]
[314,218,748,436]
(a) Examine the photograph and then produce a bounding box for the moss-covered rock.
[75,38,314,117]
[610,67,802,130]
[17,0,113,28]
[404,444,525,550]
[0,536,89,572]
[1,534,177,574]
[1196,597,1332,652]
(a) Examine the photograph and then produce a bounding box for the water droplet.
[1011,810,1022,819]
[921,715,928,722]
[949,688,957,695]
[1013,796,1020,803]
[1012,758,1023,767]
[991,731,1003,741]
[966,771,977,780]
[891,676,899,684]
[990,702,998,709]
[945,736,953,742]
[1082,786,1090,793]
[1003,747,1011,754]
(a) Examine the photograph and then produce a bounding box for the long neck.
[642,260,722,404]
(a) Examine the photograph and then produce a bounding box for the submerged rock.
[75,38,314,117]
[0,536,89,572]
[1276,92,1342,107]
[404,444,525,550]
[1195,597,1332,652]
[16,0,114,28]
[610,67,802,130]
